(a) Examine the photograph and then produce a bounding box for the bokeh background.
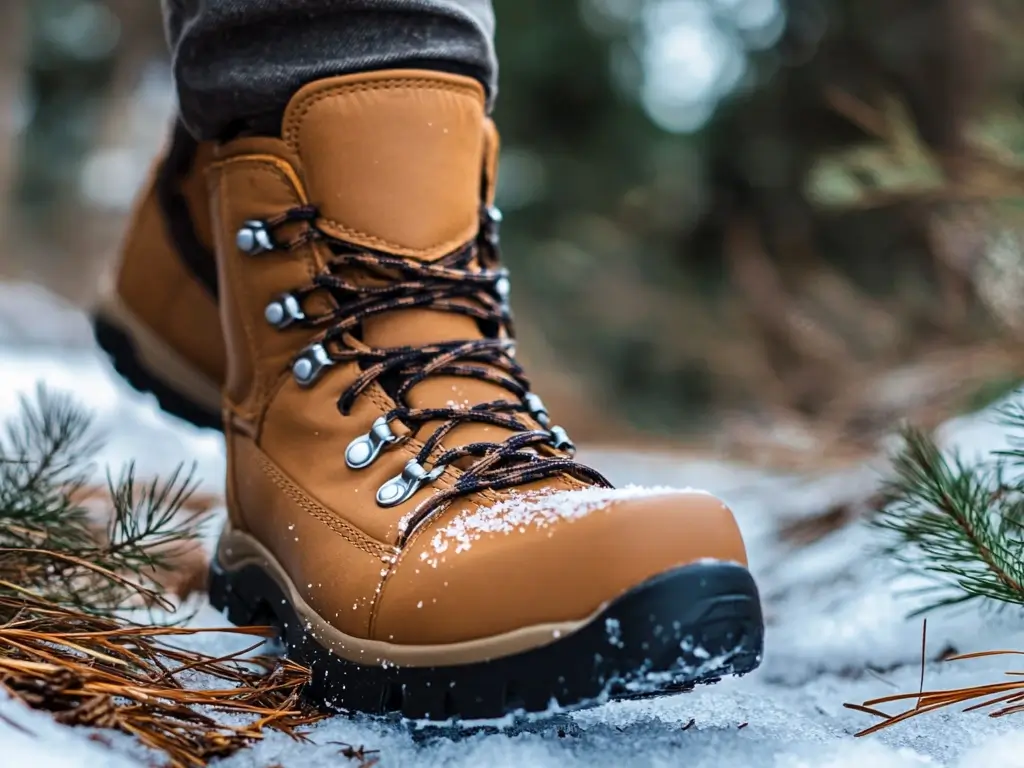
[0,0,1022,470]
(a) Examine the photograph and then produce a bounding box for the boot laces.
[243,205,611,540]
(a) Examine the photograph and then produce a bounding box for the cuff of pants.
[163,1,497,140]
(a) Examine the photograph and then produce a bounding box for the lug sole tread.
[208,558,765,721]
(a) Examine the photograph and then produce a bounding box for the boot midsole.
[94,291,221,415]
[214,528,593,668]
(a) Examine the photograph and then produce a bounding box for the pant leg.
[161,0,496,140]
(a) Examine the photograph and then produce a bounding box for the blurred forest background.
[0,0,1022,470]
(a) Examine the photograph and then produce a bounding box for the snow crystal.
[398,510,416,533]
[605,617,624,649]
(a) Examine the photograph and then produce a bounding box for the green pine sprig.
[0,385,206,617]
[874,421,1024,613]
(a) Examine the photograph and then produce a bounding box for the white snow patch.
[428,485,711,558]
[956,731,1024,768]
[0,693,139,767]
[775,740,937,768]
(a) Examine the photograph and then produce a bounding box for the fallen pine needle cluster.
[0,387,324,767]
[848,622,1024,734]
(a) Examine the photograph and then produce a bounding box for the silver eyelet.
[495,270,511,313]
[236,220,275,255]
[345,416,399,470]
[264,293,305,329]
[549,425,575,456]
[524,393,550,427]
[292,343,333,387]
[483,205,503,247]
[376,460,445,508]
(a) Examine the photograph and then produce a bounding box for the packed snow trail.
[2,286,1023,767]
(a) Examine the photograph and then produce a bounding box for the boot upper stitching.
[257,452,394,558]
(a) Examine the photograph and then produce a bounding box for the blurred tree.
[494,0,1024,458]
[0,1,26,233]
[7,0,167,302]
[14,0,122,216]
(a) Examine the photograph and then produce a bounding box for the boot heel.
[208,558,281,630]
[92,294,222,431]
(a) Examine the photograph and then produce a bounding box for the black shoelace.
[250,205,611,541]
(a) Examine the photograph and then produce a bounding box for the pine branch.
[0,387,96,548]
[873,425,1024,612]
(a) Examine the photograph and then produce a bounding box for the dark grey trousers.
[160,1,496,140]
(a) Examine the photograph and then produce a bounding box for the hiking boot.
[202,69,764,719]
[92,122,225,431]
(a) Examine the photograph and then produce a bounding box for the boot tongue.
[283,71,530,454]
[281,70,486,260]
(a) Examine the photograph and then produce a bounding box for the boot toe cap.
[374,487,749,646]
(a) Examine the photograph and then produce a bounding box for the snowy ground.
[2,284,1024,768]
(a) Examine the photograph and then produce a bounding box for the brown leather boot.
[204,69,763,719]
[92,122,225,431]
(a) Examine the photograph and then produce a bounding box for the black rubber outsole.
[208,558,764,721]
[92,315,223,432]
